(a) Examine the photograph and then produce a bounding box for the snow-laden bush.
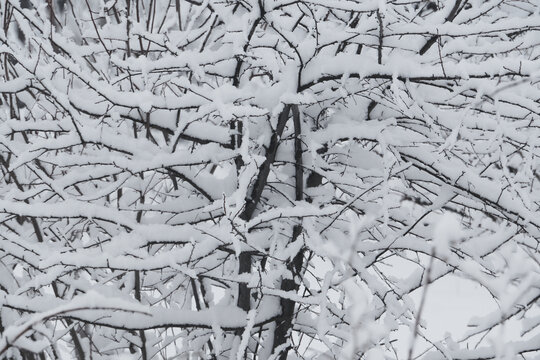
[0,0,539,359]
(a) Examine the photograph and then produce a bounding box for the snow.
[0,0,539,359]
[433,213,463,255]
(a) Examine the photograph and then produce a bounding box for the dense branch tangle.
[0,1,539,360]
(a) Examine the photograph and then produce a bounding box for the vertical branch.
[236,251,252,313]
[235,104,292,329]
[175,0,182,30]
[233,13,266,322]
[292,105,303,203]
[134,270,148,360]
[190,280,217,359]
[231,16,262,169]
[47,0,54,37]
[133,133,148,360]
[271,104,304,360]
[135,0,142,51]
[126,0,132,57]
[377,10,383,64]
[241,105,292,221]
